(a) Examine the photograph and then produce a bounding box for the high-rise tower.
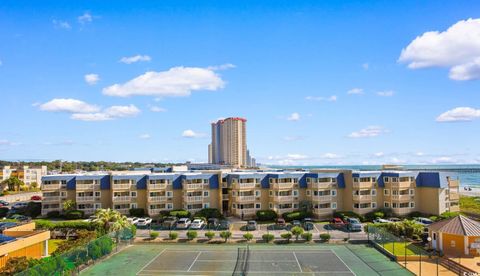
[208,117,247,167]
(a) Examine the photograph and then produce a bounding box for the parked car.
[246,220,257,231]
[276,218,286,228]
[330,218,345,229]
[162,217,178,229]
[7,214,31,221]
[218,220,230,230]
[346,217,362,231]
[415,217,433,226]
[373,218,391,223]
[176,218,191,229]
[30,195,42,201]
[83,215,97,222]
[137,218,153,227]
[207,218,219,228]
[0,200,9,206]
[303,218,314,231]
[127,217,139,225]
[11,202,28,209]
[291,220,302,228]
[388,217,401,222]
[190,219,205,229]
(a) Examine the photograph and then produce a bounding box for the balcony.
[234,182,256,190]
[42,184,62,190]
[311,195,332,202]
[353,182,373,189]
[353,194,374,201]
[148,196,167,202]
[112,196,132,202]
[313,208,333,215]
[448,179,459,188]
[273,208,294,214]
[148,183,168,190]
[273,195,293,202]
[184,183,204,190]
[449,192,459,200]
[236,195,256,202]
[76,196,100,202]
[148,208,166,216]
[235,209,256,216]
[389,181,412,189]
[114,208,129,215]
[449,205,460,212]
[184,196,203,202]
[112,184,131,190]
[42,196,63,202]
[271,182,294,189]
[76,184,100,190]
[391,194,413,201]
[392,208,413,216]
[309,182,332,189]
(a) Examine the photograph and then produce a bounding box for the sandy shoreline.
[459,187,480,197]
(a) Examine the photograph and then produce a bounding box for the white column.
[44,240,49,256]
[464,236,469,255]
[439,233,443,251]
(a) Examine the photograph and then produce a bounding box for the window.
[94,191,101,197]
[255,190,261,197]
[61,191,67,197]
[371,189,376,196]
[130,203,137,209]
[166,191,173,197]
[255,203,261,209]
[269,203,273,209]
[332,178,337,183]
[167,203,173,209]
[293,190,299,196]
[383,177,389,183]
[232,191,236,196]
[384,202,390,208]
[293,203,298,209]
[392,190,398,195]
[392,203,398,208]
[353,203,359,208]
[232,204,236,209]
[410,202,415,208]
[269,191,273,196]
[331,189,337,196]
[409,189,415,195]
[331,202,337,209]
[203,191,209,197]
[392,177,399,182]
[306,190,311,196]
[203,203,210,208]
[94,203,101,209]
[353,177,359,182]
[371,177,376,183]
[131,191,137,197]
[372,202,377,208]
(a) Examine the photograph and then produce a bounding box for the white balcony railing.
[184,196,203,202]
[313,208,333,215]
[309,182,332,189]
[114,208,129,215]
[42,196,63,202]
[390,181,412,188]
[148,208,166,216]
[112,184,131,190]
[76,184,100,190]
[353,194,374,201]
[148,196,167,202]
[235,183,256,189]
[353,182,373,189]
[235,209,256,216]
[391,194,412,201]
[76,196,100,202]
[42,184,62,190]
[184,183,204,190]
[312,195,332,202]
[112,196,131,202]
[271,182,294,189]
[148,183,168,190]
[273,195,293,202]
[237,195,256,202]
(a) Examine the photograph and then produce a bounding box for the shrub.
[408,211,427,218]
[195,208,223,219]
[46,210,61,219]
[186,230,198,240]
[0,207,9,218]
[150,232,159,239]
[365,208,392,221]
[302,232,313,242]
[291,226,304,241]
[65,210,84,220]
[169,232,178,240]
[23,202,42,218]
[334,211,365,222]
[262,233,275,243]
[439,211,459,220]
[129,208,145,217]
[320,233,331,241]
[256,210,277,221]
[220,231,232,242]
[205,231,215,240]
[282,210,313,222]
[169,209,191,218]
[130,225,137,237]
[281,232,292,242]
[243,232,254,242]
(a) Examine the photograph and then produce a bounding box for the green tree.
[219,231,232,243]
[150,232,159,239]
[243,232,254,242]
[281,232,292,243]
[186,230,198,240]
[205,231,215,240]
[63,199,76,212]
[320,233,331,242]
[169,232,178,240]
[94,208,130,233]
[0,256,31,274]
[1,176,24,191]
[302,232,313,242]
[290,226,304,241]
[262,233,275,243]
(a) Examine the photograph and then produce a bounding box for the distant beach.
[460,187,480,197]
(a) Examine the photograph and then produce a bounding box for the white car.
[415,217,433,226]
[373,218,391,223]
[137,218,152,227]
[127,217,139,225]
[176,218,191,229]
[190,219,205,229]
[83,215,97,222]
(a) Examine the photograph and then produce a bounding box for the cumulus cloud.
[373,152,385,157]
[377,90,394,97]
[182,130,206,138]
[348,126,386,138]
[436,107,480,122]
[84,74,100,85]
[52,20,71,30]
[103,66,226,97]
[71,104,140,121]
[399,18,480,80]
[267,154,309,165]
[78,12,93,24]
[39,98,100,113]
[119,55,151,64]
[305,95,337,102]
[287,112,301,121]
[432,156,456,164]
[150,106,167,112]
[139,134,151,139]
[206,63,236,71]
[347,88,364,95]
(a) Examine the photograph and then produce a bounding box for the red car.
[330,217,345,229]
[30,195,42,201]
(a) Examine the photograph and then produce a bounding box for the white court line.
[331,250,356,276]
[187,251,202,272]
[292,251,303,273]
[136,248,166,276]
[138,270,352,275]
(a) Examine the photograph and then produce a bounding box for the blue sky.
[1,0,480,165]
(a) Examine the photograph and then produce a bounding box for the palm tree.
[94,208,130,233]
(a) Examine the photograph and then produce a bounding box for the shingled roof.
[428,215,480,236]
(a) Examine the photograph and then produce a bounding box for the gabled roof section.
[428,215,480,236]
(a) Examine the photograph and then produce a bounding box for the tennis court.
[81,244,412,276]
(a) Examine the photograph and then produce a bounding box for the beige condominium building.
[209,117,248,168]
[0,165,47,187]
[41,169,460,219]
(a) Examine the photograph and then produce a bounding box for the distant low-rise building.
[0,166,47,188]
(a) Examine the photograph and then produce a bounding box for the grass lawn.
[380,242,427,256]
[460,195,480,214]
[48,239,63,255]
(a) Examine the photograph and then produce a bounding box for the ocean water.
[272,164,480,187]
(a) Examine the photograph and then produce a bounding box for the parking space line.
[292,252,303,272]
[187,251,202,272]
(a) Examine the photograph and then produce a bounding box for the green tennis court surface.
[81,244,412,276]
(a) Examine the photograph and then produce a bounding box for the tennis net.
[232,245,250,276]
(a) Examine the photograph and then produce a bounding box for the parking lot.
[135,219,368,241]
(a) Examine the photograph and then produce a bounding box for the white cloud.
[287,112,301,121]
[267,153,309,165]
[119,55,151,64]
[206,63,236,71]
[347,88,364,95]
[416,152,425,156]
[283,136,303,141]
[436,107,480,122]
[348,126,386,138]
[377,90,395,97]
[322,153,340,159]
[78,12,93,24]
[399,18,480,80]
[71,105,140,121]
[286,154,308,160]
[373,152,385,157]
[52,20,71,30]
[150,106,167,112]
[39,98,100,113]
[305,95,337,102]
[0,140,19,146]
[182,130,205,138]
[84,74,100,85]
[103,66,226,97]
[432,156,456,164]
[139,134,151,139]
[362,63,369,70]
